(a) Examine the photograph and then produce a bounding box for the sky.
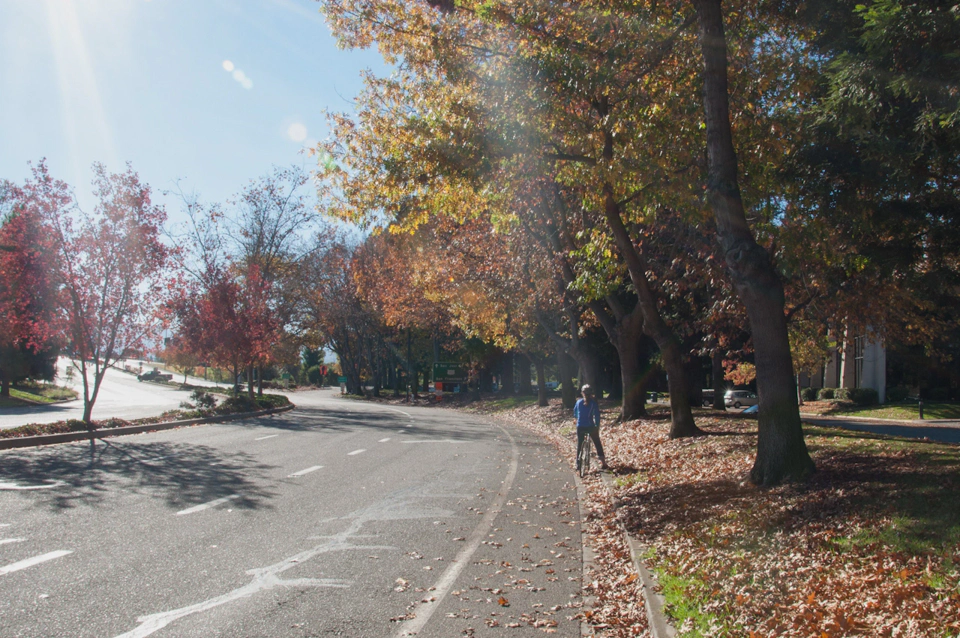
[0,0,389,220]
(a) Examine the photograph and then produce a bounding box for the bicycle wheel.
[579,435,592,478]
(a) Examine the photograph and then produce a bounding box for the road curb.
[597,472,677,638]
[574,473,600,637]
[0,404,295,450]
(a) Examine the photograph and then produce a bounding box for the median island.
[0,387,291,441]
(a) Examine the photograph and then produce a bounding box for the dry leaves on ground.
[490,398,960,638]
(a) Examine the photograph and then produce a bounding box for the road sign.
[337,376,348,384]
[433,363,467,383]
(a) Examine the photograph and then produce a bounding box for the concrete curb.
[597,472,677,638]
[574,473,600,637]
[0,404,295,450]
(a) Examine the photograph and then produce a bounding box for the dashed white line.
[0,550,72,576]
[347,449,366,456]
[254,434,279,441]
[378,438,391,443]
[288,466,323,477]
[176,495,240,516]
[0,538,26,546]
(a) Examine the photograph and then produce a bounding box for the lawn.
[490,399,960,637]
[0,383,77,407]
[802,400,960,421]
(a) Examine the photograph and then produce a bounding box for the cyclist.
[574,384,609,471]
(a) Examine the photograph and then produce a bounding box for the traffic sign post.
[432,363,467,386]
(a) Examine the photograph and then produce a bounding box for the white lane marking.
[378,438,391,443]
[347,449,366,456]
[0,480,65,491]
[0,524,10,527]
[176,495,240,516]
[0,550,72,576]
[254,434,279,441]
[0,538,26,545]
[400,439,462,444]
[393,426,520,638]
[381,406,413,420]
[288,466,323,477]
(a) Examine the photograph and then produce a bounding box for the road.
[0,360,213,430]
[0,389,583,637]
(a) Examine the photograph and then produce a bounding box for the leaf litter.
[476,398,960,637]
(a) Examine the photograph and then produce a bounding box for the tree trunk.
[517,353,532,395]
[534,357,548,407]
[247,365,255,398]
[0,375,9,397]
[713,348,727,410]
[557,350,576,409]
[501,351,515,395]
[614,312,649,421]
[694,0,814,484]
[601,186,701,438]
[686,357,704,407]
[257,363,264,397]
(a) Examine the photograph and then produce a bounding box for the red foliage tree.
[172,264,280,397]
[0,179,61,396]
[26,161,171,423]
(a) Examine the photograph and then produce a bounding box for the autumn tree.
[25,162,171,424]
[0,179,60,396]
[171,264,279,397]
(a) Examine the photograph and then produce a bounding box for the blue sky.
[0,0,388,219]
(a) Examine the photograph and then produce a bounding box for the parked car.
[724,390,758,409]
[701,389,715,407]
[138,369,173,382]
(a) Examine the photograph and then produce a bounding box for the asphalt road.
[0,389,583,637]
[0,360,202,430]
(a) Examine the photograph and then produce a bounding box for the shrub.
[834,388,851,401]
[817,388,836,400]
[925,387,950,401]
[256,394,291,409]
[191,388,217,409]
[801,387,818,401]
[886,386,909,402]
[848,388,879,406]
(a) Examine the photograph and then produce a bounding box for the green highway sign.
[433,363,468,383]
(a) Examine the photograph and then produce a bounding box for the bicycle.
[578,433,592,478]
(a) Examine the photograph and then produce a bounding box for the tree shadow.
[240,405,495,443]
[0,438,277,513]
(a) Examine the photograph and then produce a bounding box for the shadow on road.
[0,438,277,513]
[245,405,494,443]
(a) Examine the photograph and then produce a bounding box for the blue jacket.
[574,398,600,429]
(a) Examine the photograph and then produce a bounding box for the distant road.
[802,415,960,444]
[0,360,199,430]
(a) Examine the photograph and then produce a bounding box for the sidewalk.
[800,412,960,444]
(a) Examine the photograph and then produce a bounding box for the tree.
[692,0,815,484]
[28,161,171,424]
[172,264,280,397]
[0,180,60,396]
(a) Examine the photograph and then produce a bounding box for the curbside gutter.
[596,472,677,638]
[0,404,295,450]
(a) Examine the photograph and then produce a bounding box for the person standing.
[574,384,609,471]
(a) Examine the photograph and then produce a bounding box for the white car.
[724,390,758,409]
